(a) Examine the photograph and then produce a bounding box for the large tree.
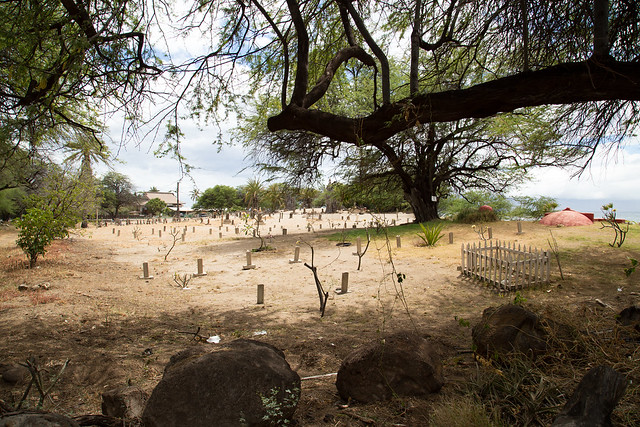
[100,172,137,218]
[174,0,636,220]
[193,185,241,210]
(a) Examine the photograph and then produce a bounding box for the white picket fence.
[461,240,550,291]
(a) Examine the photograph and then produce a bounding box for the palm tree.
[263,183,285,211]
[190,188,200,203]
[299,186,319,209]
[64,131,110,225]
[243,179,263,211]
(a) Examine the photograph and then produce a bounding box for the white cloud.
[512,142,640,200]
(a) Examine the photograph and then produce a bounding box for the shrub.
[455,208,499,224]
[417,222,445,246]
[15,207,72,268]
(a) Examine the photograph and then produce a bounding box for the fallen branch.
[18,357,70,410]
[178,326,207,342]
[301,372,338,380]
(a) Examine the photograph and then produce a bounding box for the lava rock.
[142,339,300,426]
[336,332,444,403]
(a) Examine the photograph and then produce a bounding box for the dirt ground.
[1,211,639,425]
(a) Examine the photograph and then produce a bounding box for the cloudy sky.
[95,117,640,212]
[513,140,640,203]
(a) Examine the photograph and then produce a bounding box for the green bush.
[455,208,499,224]
[15,207,71,268]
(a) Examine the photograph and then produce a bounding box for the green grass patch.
[326,220,449,243]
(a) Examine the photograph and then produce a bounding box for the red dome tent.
[540,208,593,226]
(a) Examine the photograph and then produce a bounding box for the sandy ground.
[1,211,639,424]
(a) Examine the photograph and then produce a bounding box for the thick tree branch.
[593,0,610,60]
[268,60,640,144]
[286,0,309,106]
[303,46,376,108]
[341,0,390,104]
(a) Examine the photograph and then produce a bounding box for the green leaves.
[625,258,638,278]
[416,222,445,247]
[145,198,167,216]
[15,206,70,268]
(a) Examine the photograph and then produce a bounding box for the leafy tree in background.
[440,192,558,221]
[64,131,110,226]
[145,198,167,216]
[327,179,409,213]
[193,185,241,211]
[510,196,559,219]
[100,172,137,219]
[15,165,91,267]
[298,187,319,209]
[0,188,25,220]
[440,191,513,220]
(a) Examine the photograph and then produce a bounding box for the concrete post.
[257,284,264,304]
[289,246,301,264]
[139,262,153,279]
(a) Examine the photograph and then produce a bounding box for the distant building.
[139,191,183,215]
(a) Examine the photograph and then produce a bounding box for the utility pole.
[176,181,181,219]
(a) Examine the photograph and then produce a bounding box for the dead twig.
[547,230,564,280]
[178,326,207,342]
[355,228,372,271]
[18,357,70,410]
[163,229,181,261]
[301,241,329,317]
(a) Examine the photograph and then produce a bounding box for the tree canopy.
[171,0,639,147]
[100,172,137,218]
[193,185,242,210]
[145,198,167,216]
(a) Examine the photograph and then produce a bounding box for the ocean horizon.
[555,198,640,222]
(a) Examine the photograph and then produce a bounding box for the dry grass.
[27,290,61,305]
[429,395,496,427]
[465,303,640,426]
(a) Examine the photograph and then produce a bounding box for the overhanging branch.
[268,60,640,144]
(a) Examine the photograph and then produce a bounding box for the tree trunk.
[404,186,439,222]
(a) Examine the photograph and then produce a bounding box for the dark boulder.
[1,364,30,385]
[101,386,148,420]
[616,305,640,332]
[552,365,627,427]
[0,411,79,427]
[472,304,552,359]
[142,339,300,427]
[336,332,444,403]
